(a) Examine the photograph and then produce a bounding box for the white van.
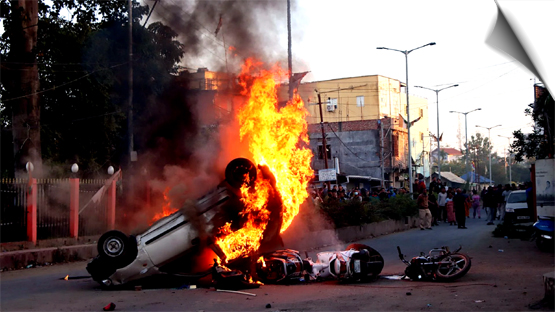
[504,190,533,223]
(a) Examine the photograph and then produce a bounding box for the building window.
[318,145,331,160]
[356,96,364,107]
[420,108,423,117]
[420,132,424,141]
[327,98,338,112]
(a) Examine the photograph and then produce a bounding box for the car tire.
[345,244,384,280]
[97,230,135,265]
[536,236,554,252]
[225,158,257,189]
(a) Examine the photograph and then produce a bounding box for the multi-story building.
[280,74,430,189]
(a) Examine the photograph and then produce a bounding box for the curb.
[0,244,96,271]
[0,217,419,271]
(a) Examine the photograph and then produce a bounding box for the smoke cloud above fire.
[131,0,301,216]
[152,0,294,72]
[123,0,334,243]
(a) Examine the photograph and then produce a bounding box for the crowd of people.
[311,184,410,205]
[310,177,533,232]
[416,177,532,230]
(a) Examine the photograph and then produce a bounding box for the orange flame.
[215,59,313,261]
[149,187,178,225]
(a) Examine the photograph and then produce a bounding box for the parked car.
[504,190,533,224]
[87,158,263,287]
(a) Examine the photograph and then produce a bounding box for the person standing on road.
[463,189,472,218]
[471,190,481,218]
[428,192,440,226]
[417,188,432,230]
[495,184,504,221]
[446,192,456,225]
[500,184,511,222]
[453,188,468,229]
[484,186,497,225]
[438,187,448,223]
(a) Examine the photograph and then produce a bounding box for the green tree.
[1,0,184,177]
[440,158,466,177]
[462,132,492,181]
[511,85,554,162]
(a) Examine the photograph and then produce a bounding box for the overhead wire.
[325,123,377,163]
[1,62,128,103]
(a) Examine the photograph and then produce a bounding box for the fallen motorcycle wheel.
[345,244,384,281]
[435,253,471,282]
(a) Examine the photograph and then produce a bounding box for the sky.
[288,0,553,157]
[157,0,553,158]
[3,0,552,158]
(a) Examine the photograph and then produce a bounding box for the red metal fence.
[0,177,118,244]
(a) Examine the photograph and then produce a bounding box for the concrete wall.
[310,128,380,178]
[282,216,418,251]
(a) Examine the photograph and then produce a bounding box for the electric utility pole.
[287,0,293,100]
[317,93,330,189]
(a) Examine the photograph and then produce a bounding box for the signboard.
[318,169,337,182]
[535,158,555,218]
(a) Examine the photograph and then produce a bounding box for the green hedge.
[319,194,418,228]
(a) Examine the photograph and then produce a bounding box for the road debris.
[103,302,116,311]
[59,275,90,280]
[475,300,485,303]
[406,292,412,296]
[216,289,256,296]
[265,303,272,308]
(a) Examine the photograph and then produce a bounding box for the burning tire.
[225,158,257,189]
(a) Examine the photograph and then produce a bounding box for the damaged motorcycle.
[397,245,471,282]
[255,244,384,283]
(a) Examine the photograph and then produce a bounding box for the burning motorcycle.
[397,245,471,282]
[255,244,384,283]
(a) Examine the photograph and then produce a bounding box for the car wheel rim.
[104,237,124,257]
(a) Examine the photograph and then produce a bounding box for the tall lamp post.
[377,42,436,194]
[498,135,513,183]
[415,84,459,183]
[449,108,481,185]
[476,124,501,186]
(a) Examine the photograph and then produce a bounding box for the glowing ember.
[64,275,69,280]
[215,59,313,261]
[149,187,178,225]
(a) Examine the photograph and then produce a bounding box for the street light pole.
[476,124,501,186]
[377,42,436,194]
[499,135,512,183]
[450,108,482,186]
[415,84,459,183]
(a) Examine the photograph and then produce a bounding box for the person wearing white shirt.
[437,187,448,222]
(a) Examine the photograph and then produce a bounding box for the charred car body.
[87,158,275,287]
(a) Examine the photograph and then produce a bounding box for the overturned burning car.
[87,157,385,288]
[87,158,284,287]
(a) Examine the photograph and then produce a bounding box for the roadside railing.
[0,174,119,244]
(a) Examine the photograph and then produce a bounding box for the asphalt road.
[1,217,553,311]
